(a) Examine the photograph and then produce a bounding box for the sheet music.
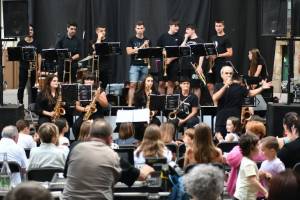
[116,109,150,123]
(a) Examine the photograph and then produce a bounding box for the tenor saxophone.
[52,86,66,122]
[83,89,99,121]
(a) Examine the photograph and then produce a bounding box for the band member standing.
[126,21,151,106]
[134,74,161,126]
[17,24,40,104]
[170,77,199,129]
[213,66,272,137]
[248,48,268,80]
[72,73,109,140]
[157,19,183,95]
[89,24,111,89]
[35,75,59,126]
[55,22,81,83]
[209,20,233,84]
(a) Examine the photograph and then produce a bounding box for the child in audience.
[234,133,268,200]
[258,136,285,198]
[182,128,195,147]
[160,122,176,144]
[54,118,70,146]
[16,119,37,149]
[215,116,240,143]
[115,122,138,145]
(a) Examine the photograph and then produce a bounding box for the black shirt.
[182,37,205,70]
[35,92,57,116]
[177,93,199,119]
[277,137,300,169]
[127,36,151,66]
[214,83,248,126]
[210,34,232,63]
[157,32,183,47]
[17,39,41,63]
[55,34,81,57]
[134,89,158,108]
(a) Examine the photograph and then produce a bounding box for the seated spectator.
[54,118,70,146]
[77,120,92,142]
[258,136,285,197]
[28,123,67,170]
[277,112,298,149]
[268,169,300,200]
[0,126,27,186]
[278,117,300,168]
[160,122,176,144]
[182,128,195,147]
[16,119,37,149]
[134,125,172,166]
[215,116,240,143]
[183,164,224,200]
[245,120,266,139]
[5,181,53,200]
[184,123,223,167]
[115,122,138,145]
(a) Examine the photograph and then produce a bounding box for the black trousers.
[18,62,37,104]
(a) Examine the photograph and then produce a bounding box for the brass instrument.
[191,62,206,85]
[63,52,72,83]
[146,88,155,121]
[163,49,167,77]
[241,107,253,125]
[143,41,151,69]
[52,85,66,122]
[83,88,99,121]
[92,55,100,83]
[208,56,215,73]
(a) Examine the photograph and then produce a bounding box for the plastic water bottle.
[0,153,12,191]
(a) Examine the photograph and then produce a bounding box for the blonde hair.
[38,123,59,144]
[160,122,175,144]
[184,128,195,141]
[78,120,92,141]
[136,125,165,158]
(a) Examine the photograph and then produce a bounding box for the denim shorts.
[129,65,148,82]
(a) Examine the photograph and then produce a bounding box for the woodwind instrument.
[146,87,155,121]
[52,85,66,122]
[83,88,100,121]
[163,48,167,77]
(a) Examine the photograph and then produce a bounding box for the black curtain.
[31,0,298,83]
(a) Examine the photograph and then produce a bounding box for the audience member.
[77,120,92,142]
[28,123,67,170]
[245,120,266,139]
[278,117,300,168]
[16,120,36,149]
[183,164,224,200]
[234,133,268,200]
[0,126,27,186]
[134,124,172,166]
[115,122,138,145]
[184,123,223,167]
[277,112,298,149]
[160,122,176,144]
[182,128,195,147]
[215,116,241,143]
[4,181,53,200]
[54,118,70,146]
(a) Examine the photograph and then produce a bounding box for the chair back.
[178,143,186,158]
[24,148,31,159]
[27,168,64,182]
[0,161,22,173]
[166,143,177,155]
[217,142,238,153]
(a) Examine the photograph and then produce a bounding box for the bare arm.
[212,80,232,105]
[248,80,272,97]
[248,175,268,198]
[97,91,109,108]
[254,65,263,77]
[218,47,233,58]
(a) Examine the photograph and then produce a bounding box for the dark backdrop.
[30,0,300,83]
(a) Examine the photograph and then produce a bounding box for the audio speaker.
[266,103,300,137]
[261,0,287,36]
[0,104,24,132]
[3,0,29,37]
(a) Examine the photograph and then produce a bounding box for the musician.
[213,66,272,137]
[89,24,111,89]
[134,74,161,126]
[170,77,199,129]
[72,73,109,140]
[35,75,59,126]
[55,21,81,83]
[17,24,40,104]
[209,20,233,84]
[126,21,151,106]
[180,24,212,105]
[157,19,183,95]
[248,48,268,81]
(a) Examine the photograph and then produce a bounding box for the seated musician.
[169,77,199,129]
[134,74,161,126]
[72,72,109,140]
[35,75,60,126]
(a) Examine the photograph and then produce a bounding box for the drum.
[76,68,88,81]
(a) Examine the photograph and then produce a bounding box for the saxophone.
[83,88,99,121]
[52,86,66,122]
[146,88,155,121]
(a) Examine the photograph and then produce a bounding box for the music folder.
[189,43,218,57]
[116,109,150,124]
[164,46,191,57]
[95,42,121,56]
[137,47,163,59]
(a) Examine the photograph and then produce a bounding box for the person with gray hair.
[183,164,224,200]
[0,125,28,186]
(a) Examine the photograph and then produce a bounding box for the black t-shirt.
[256,57,268,79]
[210,34,232,62]
[17,39,41,64]
[89,37,111,68]
[177,93,198,119]
[214,83,248,126]
[55,34,81,56]
[127,36,151,66]
[182,37,205,70]
[134,89,159,108]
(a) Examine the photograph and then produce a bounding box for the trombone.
[191,62,206,85]
[63,52,72,83]
[92,55,100,83]
[163,48,167,77]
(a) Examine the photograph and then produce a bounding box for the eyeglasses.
[224,72,233,75]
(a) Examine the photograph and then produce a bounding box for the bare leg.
[128,82,137,106]
[193,88,201,103]
[167,81,175,94]
[159,81,166,94]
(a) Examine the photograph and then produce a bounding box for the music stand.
[61,84,78,106]
[95,42,121,56]
[22,47,36,61]
[165,94,180,110]
[56,49,70,60]
[164,46,191,58]
[7,47,22,61]
[137,47,163,59]
[41,49,58,61]
[189,43,218,57]
[149,94,165,111]
[78,84,92,102]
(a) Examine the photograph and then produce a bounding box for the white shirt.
[0,138,28,186]
[234,157,259,200]
[58,136,70,146]
[17,132,37,149]
[225,133,240,142]
[28,143,67,170]
[134,147,172,167]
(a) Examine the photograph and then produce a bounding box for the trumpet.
[52,85,66,122]
[163,49,167,77]
[142,40,151,69]
[191,62,206,85]
[83,88,100,121]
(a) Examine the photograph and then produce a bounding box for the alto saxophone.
[52,86,66,122]
[83,88,99,121]
[146,88,155,121]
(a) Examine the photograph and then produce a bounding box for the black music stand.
[61,84,78,106]
[164,46,191,58]
[189,43,218,57]
[165,94,180,110]
[136,47,163,59]
[78,84,92,103]
[149,94,165,111]
[7,47,22,61]
[56,49,70,60]
[41,49,58,73]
